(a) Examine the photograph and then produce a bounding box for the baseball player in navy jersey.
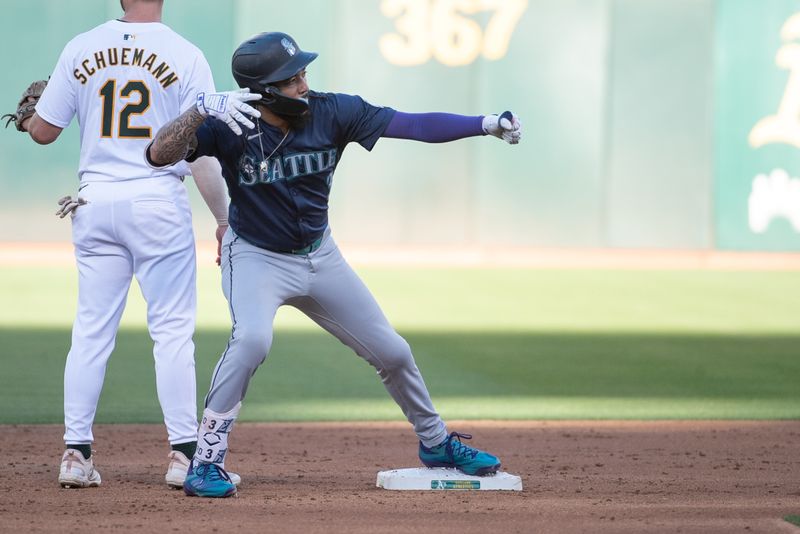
[148,31,521,498]
[7,0,241,490]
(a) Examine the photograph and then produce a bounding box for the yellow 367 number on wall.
[379,0,528,67]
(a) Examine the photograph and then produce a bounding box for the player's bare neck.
[120,6,162,23]
[259,106,290,134]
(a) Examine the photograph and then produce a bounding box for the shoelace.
[444,432,479,460]
[194,462,231,482]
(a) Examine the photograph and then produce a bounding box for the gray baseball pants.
[204,228,448,448]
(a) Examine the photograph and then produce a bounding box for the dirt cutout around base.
[2,421,799,534]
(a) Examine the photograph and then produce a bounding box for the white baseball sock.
[194,402,241,468]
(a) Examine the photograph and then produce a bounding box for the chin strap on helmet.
[259,86,310,117]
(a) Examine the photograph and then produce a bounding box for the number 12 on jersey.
[99,79,151,139]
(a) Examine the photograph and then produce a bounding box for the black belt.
[286,236,323,255]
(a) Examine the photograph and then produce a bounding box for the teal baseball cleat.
[419,432,501,476]
[183,460,237,498]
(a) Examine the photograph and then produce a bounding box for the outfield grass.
[1,267,798,423]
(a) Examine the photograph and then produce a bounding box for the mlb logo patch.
[124,34,136,41]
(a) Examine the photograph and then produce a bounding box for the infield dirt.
[1,421,798,533]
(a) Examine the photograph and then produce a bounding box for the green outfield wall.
[1,0,799,251]
[715,0,800,250]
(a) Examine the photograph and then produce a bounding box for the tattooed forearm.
[149,108,206,166]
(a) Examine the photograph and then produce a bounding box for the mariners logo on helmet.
[281,38,296,56]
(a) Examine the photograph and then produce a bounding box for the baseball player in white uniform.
[11,0,234,489]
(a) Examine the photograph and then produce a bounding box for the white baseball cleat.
[165,450,241,489]
[58,449,101,489]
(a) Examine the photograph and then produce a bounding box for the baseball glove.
[2,79,48,132]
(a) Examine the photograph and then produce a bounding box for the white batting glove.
[482,111,522,144]
[55,195,87,218]
[196,89,261,136]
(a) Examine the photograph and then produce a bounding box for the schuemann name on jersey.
[72,47,178,89]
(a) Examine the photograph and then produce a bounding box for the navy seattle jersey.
[187,91,396,252]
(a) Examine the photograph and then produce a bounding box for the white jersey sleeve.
[35,45,78,128]
[34,20,215,182]
[180,54,215,114]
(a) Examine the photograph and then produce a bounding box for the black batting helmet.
[232,32,318,117]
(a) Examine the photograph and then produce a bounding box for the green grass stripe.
[3,328,798,423]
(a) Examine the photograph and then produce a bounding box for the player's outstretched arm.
[382,111,522,144]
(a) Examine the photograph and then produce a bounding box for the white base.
[376,467,522,491]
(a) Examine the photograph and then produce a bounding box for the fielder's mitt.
[2,79,48,132]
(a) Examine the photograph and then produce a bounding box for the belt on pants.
[285,236,323,255]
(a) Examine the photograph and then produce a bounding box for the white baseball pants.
[64,176,198,445]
